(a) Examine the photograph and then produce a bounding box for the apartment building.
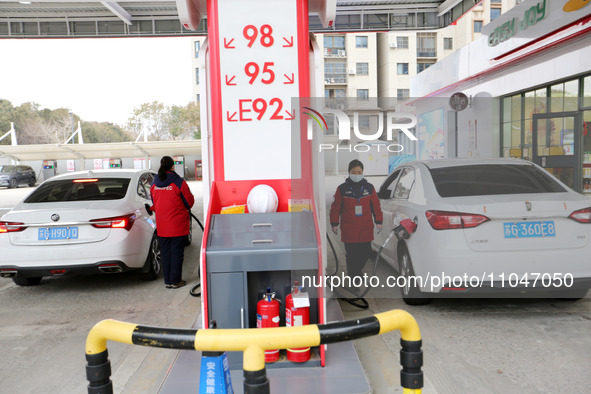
[378,0,517,101]
[191,37,206,105]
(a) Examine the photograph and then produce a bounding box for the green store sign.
[488,0,547,47]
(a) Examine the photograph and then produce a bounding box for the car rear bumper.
[0,261,136,278]
[405,236,591,294]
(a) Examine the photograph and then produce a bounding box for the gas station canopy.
[0,140,201,161]
[0,0,449,38]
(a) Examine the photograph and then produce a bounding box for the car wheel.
[12,276,42,286]
[9,178,17,189]
[398,246,430,306]
[29,178,36,187]
[554,288,588,301]
[141,234,162,280]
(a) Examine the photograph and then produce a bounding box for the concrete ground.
[0,178,590,393]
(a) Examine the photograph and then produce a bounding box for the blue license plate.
[38,227,79,240]
[503,221,556,238]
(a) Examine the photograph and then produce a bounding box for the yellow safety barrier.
[85,309,422,394]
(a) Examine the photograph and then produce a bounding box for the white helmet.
[247,184,278,213]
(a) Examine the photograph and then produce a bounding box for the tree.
[82,121,133,143]
[168,102,201,140]
[126,101,168,141]
[126,101,200,141]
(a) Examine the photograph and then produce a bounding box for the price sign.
[217,0,300,181]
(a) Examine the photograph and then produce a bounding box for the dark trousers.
[158,235,186,285]
[344,242,372,279]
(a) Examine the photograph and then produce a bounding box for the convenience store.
[411,0,591,195]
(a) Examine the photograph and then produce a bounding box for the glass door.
[532,112,580,191]
[582,110,591,196]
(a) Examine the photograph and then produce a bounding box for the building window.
[397,89,410,100]
[325,88,346,99]
[358,115,370,129]
[356,36,368,48]
[397,63,409,75]
[474,20,483,33]
[417,32,437,57]
[396,36,409,49]
[196,94,200,103]
[195,40,200,58]
[490,0,501,3]
[417,62,435,74]
[356,63,369,75]
[196,68,199,84]
[357,89,369,100]
[490,7,501,21]
[324,35,345,56]
[324,62,347,84]
[444,38,453,50]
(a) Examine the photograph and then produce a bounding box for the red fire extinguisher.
[285,281,310,363]
[257,287,281,363]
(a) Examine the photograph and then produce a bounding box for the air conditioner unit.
[337,49,346,57]
[390,42,397,49]
[348,68,356,75]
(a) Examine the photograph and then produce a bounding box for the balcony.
[324,47,347,58]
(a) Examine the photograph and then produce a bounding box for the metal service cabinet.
[205,211,319,366]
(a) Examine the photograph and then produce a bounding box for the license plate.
[503,221,555,238]
[38,227,79,240]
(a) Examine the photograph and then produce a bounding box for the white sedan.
[373,158,591,305]
[0,169,161,286]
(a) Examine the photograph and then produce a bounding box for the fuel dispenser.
[195,160,202,180]
[173,155,185,178]
[41,160,57,180]
[108,159,122,168]
[194,0,332,370]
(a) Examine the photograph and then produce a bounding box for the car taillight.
[425,210,490,230]
[569,207,591,223]
[0,221,26,233]
[90,214,136,231]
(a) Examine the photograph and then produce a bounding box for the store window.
[396,36,409,49]
[397,63,409,75]
[356,36,368,48]
[584,75,591,108]
[356,63,369,75]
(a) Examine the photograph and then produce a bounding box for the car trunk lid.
[447,194,590,252]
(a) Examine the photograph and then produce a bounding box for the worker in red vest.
[330,159,383,279]
[150,156,195,289]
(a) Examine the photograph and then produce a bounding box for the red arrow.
[282,36,294,47]
[225,75,236,86]
[284,110,295,120]
[283,73,294,84]
[227,111,237,122]
[224,38,235,49]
